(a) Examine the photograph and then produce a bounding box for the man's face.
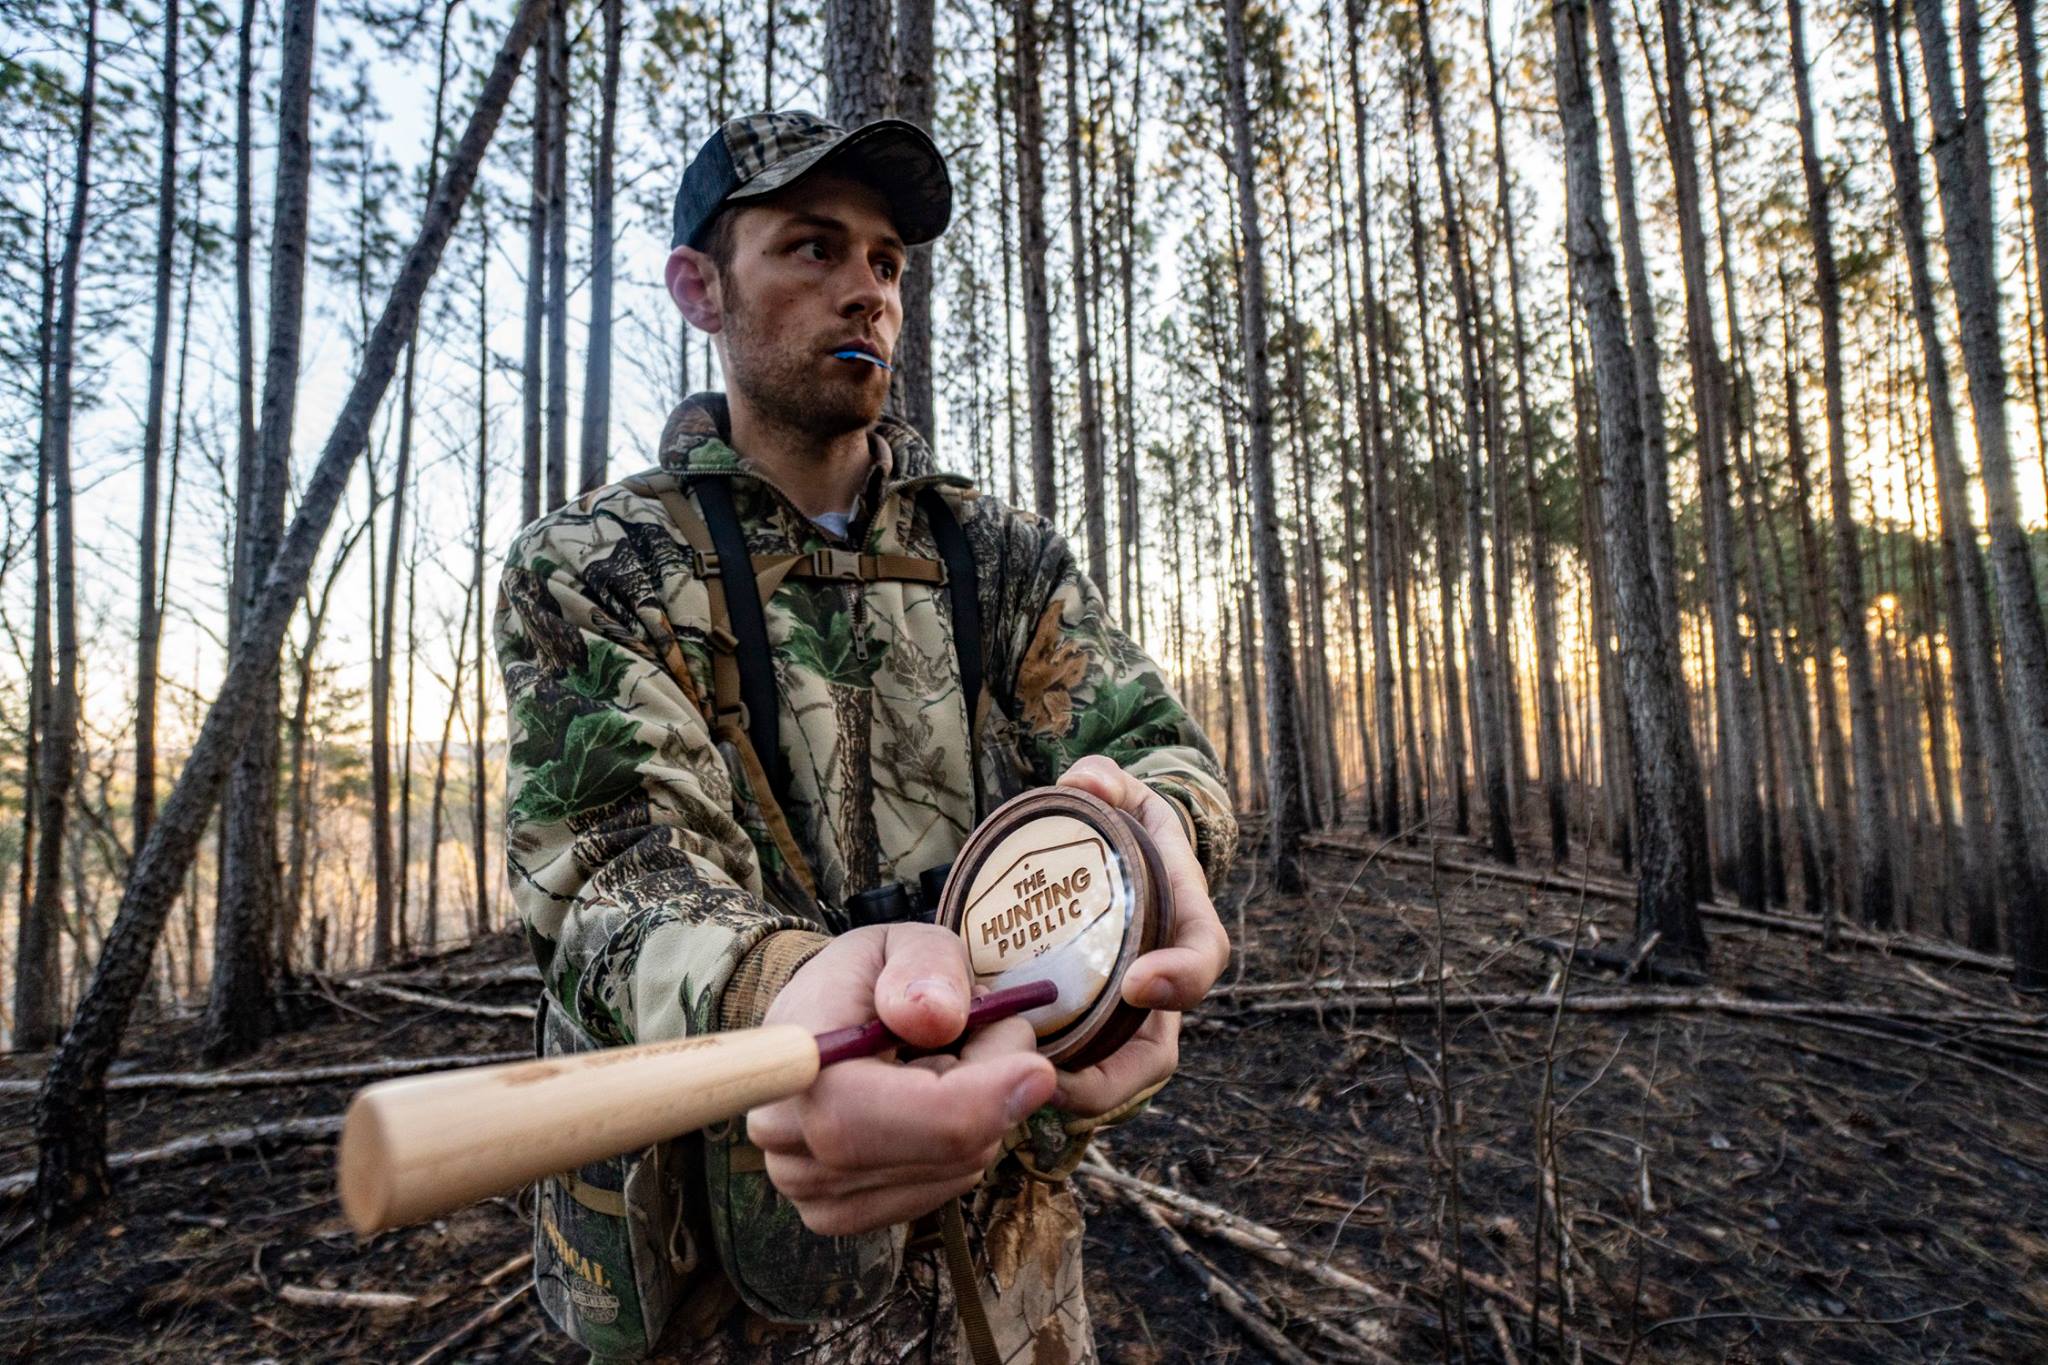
[670,173,907,439]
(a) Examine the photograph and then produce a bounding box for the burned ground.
[3,822,2044,1362]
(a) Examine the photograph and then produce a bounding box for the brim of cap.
[726,119,953,246]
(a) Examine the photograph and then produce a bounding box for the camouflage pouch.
[702,1112,906,1322]
[532,995,698,1361]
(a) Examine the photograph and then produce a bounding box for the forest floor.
[3,805,2046,1363]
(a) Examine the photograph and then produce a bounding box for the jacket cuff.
[718,929,833,1031]
[1145,780,1202,864]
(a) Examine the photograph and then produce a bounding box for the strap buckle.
[813,548,865,581]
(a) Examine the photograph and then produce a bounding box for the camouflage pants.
[651,1180,1095,1365]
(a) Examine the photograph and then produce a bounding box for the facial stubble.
[719,271,887,441]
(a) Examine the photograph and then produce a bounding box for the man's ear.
[666,245,724,334]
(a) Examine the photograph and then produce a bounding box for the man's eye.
[797,240,828,261]
[878,259,899,281]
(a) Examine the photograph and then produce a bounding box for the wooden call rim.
[936,786,1170,1070]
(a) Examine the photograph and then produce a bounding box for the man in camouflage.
[497,110,1237,1363]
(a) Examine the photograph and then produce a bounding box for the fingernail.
[1142,979,1176,1009]
[905,978,961,1012]
[1006,1078,1044,1126]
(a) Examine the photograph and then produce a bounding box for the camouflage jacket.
[497,393,1236,1361]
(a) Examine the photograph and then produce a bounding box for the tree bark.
[1013,0,1056,523]
[135,0,180,851]
[1912,0,2048,985]
[206,0,319,1062]
[1654,0,1761,911]
[521,10,547,527]
[1552,0,1710,964]
[1061,0,1108,589]
[579,0,621,495]
[1486,0,1566,863]
[826,0,895,126]
[894,0,936,440]
[1345,0,1401,836]
[474,195,494,940]
[1402,96,1467,836]
[1415,0,1514,863]
[1786,0,1892,929]
[543,0,569,511]
[1872,0,2013,948]
[1588,0,1681,665]
[1222,0,1307,890]
[33,0,548,1222]
[17,11,98,1049]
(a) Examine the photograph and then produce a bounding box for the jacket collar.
[656,391,944,489]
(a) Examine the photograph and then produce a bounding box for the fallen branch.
[0,1115,343,1201]
[279,1284,423,1312]
[405,1283,532,1365]
[0,1052,525,1097]
[339,980,535,1020]
[1306,836,2016,974]
[1221,988,2046,1031]
[343,964,540,991]
[1122,1191,1319,1365]
[1208,975,1423,999]
[1079,1153,1410,1316]
[1521,936,1709,988]
[1406,1241,1625,1365]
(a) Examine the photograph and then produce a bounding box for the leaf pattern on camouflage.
[1016,602,1091,739]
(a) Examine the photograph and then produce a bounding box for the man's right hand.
[746,924,1057,1237]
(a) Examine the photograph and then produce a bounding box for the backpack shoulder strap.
[693,477,789,804]
[920,488,982,736]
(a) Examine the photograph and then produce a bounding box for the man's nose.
[836,260,885,318]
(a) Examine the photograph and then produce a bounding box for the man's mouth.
[830,345,893,372]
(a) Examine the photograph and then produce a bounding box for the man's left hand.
[1049,755,1231,1118]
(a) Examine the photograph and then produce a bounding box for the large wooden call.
[336,787,1169,1236]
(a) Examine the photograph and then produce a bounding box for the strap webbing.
[941,1198,1003,1365]
[921,489,983,735]
[695,478,787,801]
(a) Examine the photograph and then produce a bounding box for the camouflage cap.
[672,110,953,251]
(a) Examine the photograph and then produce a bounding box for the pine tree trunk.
[1486,0,1566,862]
[16,42,94,1047]
[521,18,546,527]
[1345,1,1401,836]
[473,199,493,940]
[33,0,547,1221]
[1403,107,1468,836]
[13,210,53,1039]
[1553,0,1709,965]
[1058,0,1108,588]
[234,0,257,548]
[579,0,620,495]
[1913,0,2048,983]
[206,0,317,1061]
[135,0,179,851]
[1786,0,1891,929]
[1873,0,2010,946]
[1116,10,1145,636]
[1222,0,1307,890]
[1013,0,1056,522]
[1651,0,1759,910]
[894,0,935,440]
[1415,0,1513,860]
[1588,0,1681,664]
[826,0,894,126]
[425,587,475,950]
[543,0,569,511]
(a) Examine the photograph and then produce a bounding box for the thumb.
[872,923,975,1050]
